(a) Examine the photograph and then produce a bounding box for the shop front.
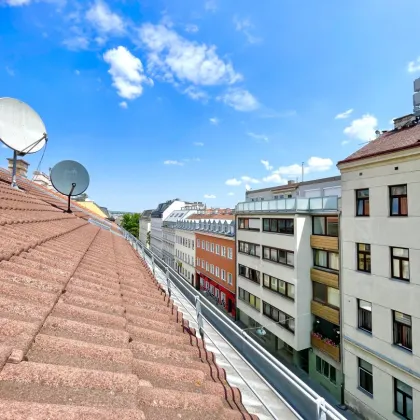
[198,272,236,318]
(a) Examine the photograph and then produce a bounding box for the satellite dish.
[0,97,48,188]
[50,160,90,213]
[256,327,266,337]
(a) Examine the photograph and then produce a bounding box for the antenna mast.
[301,162,304,182]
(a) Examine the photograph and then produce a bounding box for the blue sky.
[1,0,420,211]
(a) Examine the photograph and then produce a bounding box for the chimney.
[287,180,295,185]
[7,158,30,178]
[393,114,415,130]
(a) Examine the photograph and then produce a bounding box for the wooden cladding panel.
[311,335,340,362]
[310,235,339,251]
[311,301,340,326]
[311,268,339,289]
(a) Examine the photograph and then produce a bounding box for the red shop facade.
[198,272,236,318]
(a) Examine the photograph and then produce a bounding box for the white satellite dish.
[0,97,48,188]
[50,160,90,213]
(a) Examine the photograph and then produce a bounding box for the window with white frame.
[228,247,233,259]
[210,264,214,274]
[222,246,226,257]
[197,239,200,248]
[206,241,209,251]
[211,243,214,253]
[216,244,220,254]
[228,272,232,285]
[206,262,209,271]
[221,269,226,281]
[215,266,220,277]
[202,260,205,268]
[197,258,200,266]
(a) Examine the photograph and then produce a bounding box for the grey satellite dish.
[0,97,48,189]
[50,160,90,213]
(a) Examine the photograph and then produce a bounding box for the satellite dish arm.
[20,133,48,155]
[66,183,76,213]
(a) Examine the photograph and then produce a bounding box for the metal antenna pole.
[11,151,19,189]
[66,183,76,213]
[301,162,304,183]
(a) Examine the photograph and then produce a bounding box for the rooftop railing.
[235,196,340,213]
[120,227,350,420]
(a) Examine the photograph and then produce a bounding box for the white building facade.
[150,199,186,259]
[174,218,197,285]
[338,122,420,420]
[139,210,152,249]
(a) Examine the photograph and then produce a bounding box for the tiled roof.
[337,124,420,165]
[0,172,255,419]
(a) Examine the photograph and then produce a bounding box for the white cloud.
[272,157,333,177]
[193,142,204,146]
[183,157,201,162]
[204,0,217,12]
[341,140,350,146]
[63,36,89,51]
[218,88,259,112]
[204,194,216,199]
[335,108,353,119]
[209,117,219,125]
[343,114,377,142]
[185,24,199,33]
[138,23,242,86]
[103,46,153,100]
[233,16,261,45]
[225,178,242,186]
[119,101,128,109]
[183,85,208,102]
[74,69,80,75]
[4,0,31,5]
[408,57,420,73]
[263,173,284,184]
[261,160,273,171]
[259,109,297,119]
[247,132,268,142]
[164,160,184,166]
[245,184,251,191]
[241,175,260,184]
[86,0,125,35]
[5,66,15,76]
[227,192,234,196]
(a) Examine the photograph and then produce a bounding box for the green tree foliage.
[121,213,140,238]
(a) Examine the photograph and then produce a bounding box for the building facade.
[338,119,420,420]
[194,213,237,318]
[150,199,185,259]
[174,217,197,286]
[139,210,152,249]
[235,177,343,398]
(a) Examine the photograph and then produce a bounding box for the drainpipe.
[337,210,348,410]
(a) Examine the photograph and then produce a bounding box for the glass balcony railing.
[235,196,340,213]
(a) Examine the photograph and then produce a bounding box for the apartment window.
[206,241,209,251]
[358,358,373,395]
[394,378,413,420]
[357,243,371,273]
[263,218,294,235]
[221,269,226,281]
[216,244,220,254]
[238,264,260,284]
[215,266,220,277]
[209,264,213,274]
[391,247,409,281]
[358,300,372,333]
[211,243,214,253]
[390,185,408,216]
[263,273,294,300]
[312,216,339,237]
[238,218,260,231]
[228,248,233,259]
[206,262,209,271]
[316,356,336,384]
[313,249,339,271]
[201,260,205,269]
[197,239,200,248]
[263,301,295,333]
[228,273,232,285]
[238,287,261,311]
[221,246,226,257]
[238,241,260,257]
[313,282,340,308]
[192,240,194,250]
[393,311,412,351]
[263,246,294,267]
[356,189,370,216]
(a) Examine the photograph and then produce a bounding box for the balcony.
[310,235,338,252]
[311,332,340,362]
[311,301,340,326]
[235,196,340,214]
[310,268,339,289]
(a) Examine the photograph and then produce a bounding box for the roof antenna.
[413,77,420,117]
[301,162,304,182]
[50,160,90,213]
[0,97,48,189]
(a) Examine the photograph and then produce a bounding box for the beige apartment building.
[338,115,420,420]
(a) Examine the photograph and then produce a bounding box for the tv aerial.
[50,160,90,213]
[0,97,48,189]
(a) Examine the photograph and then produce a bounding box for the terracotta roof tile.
[338,124,420,165]
[0,172,256,419]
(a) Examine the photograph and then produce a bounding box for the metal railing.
[121,228,350,420]
[235,196,340,213]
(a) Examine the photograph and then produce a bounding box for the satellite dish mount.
[50,160,90,214]
[0,98,48,190]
